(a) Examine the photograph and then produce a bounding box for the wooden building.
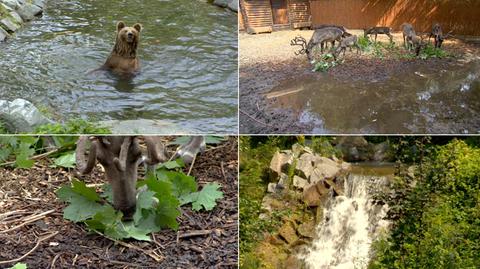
[240,0,311,34]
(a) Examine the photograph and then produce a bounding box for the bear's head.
[116,21,142,44]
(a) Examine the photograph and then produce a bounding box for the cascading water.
[301,173,390,269]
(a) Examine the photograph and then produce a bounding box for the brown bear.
[102,21,142,74]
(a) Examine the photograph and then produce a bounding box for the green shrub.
[35,119,111,134]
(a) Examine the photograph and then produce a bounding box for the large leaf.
[53,151,76,168]
[181,182,223,211]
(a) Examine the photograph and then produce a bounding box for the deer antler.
[290,36,307,55]
[113,137,132,172]
[76,136,98,175]
[143,136,167,165]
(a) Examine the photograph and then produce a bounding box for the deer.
[428,23,453,48]
[402,23,426,55]
[75,136,205,219]
[364,27,393,43]
[291,27,350,62]
[334,35,360,59]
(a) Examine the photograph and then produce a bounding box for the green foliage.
[370,139,480,268]
[0,136,40,168]
[312,53,338,72]
[310,136,341,158]
[35,119,110,134]
[418,44,449,60]
[53,151,76,168]
[181,182,224,211]
[57,162,223,241]
[8,263,27,269]
[170,135,225,145]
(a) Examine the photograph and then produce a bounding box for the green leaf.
[53,151,76,168]
[123,222,151,241]
[9,263,27,269]
[63,195,106,222]
[183,182,223,211]
[166,171,197,198]
[154,194,180,230]
[133,189,157,224]
[170,136,190,145]
[158,159,185,169]
[100,184,114,204]
[205,136,226,144]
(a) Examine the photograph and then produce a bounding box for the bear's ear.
[116,21,126,32]
[133,23,142,32]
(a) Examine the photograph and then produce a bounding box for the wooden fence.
[310,0,480,36]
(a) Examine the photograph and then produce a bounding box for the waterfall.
[301,173,390,269]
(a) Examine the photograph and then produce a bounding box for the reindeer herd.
[291,23,452,62]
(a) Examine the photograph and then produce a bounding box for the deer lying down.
[76,136,205,219]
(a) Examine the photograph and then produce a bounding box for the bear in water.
[102,21,142,74]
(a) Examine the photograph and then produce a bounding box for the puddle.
[268,60,480,133]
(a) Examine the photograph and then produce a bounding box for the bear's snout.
[126,32,134,42]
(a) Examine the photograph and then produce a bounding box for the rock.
[266,234,286,246]
[297,220,316,238]
[9,11,23,25]
[260,194,284,213]
[293,175,308,190]
[292,143,312,158]
[310,158,341,184]
[267,183,277,193]
[336,136,371,162]
[315,206,324,224]
[278,222,298,245]
[0,27,8,41]
[277,173,289,189]
[32,0,46,9]
[2,0,21,9]
[0,17,20,32]
[17,3,42,21]
[284,255,303,269]
[303,184,321,207]
[213,0,228,8]
[373,141,392,161]
[256,241,288,269]
[0,98,52,133]
[296,153,316,179]
[227,0,238,12]
[315,180,330,196]
[270,151,292,179]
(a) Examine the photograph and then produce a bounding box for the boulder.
[0,99,52,133]
[267,183,277,193]
[2,0,21,10]
[213,0,228,8]
[227,0,238,12]
[284,255,303,269]
[17,3,42,21]
[315,206,324,224]
[296,153,316,179]
[0,27,8,41]
[373,141,392,161]
[9,11,23,25]
[303,184,321,207]
[0,17,20,32]
[310,158,340,184]
[292,175,308,190]
[297,219,316,238]
[260,194,284,213]
[292,143,312,158]
[277,173,289,189]
[32,0,46,9]
[336,136,371,162]
[278,222,298,245]
[270,151,292,179]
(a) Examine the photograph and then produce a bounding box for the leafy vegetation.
[35,119,110,134]
[369,139,480,268]
[418,43,450,60]
[8,263,27,269]
[312,53,338,72]
[57,161,224,241]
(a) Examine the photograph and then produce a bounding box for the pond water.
[269,59,480,134]
[0,0,238,133]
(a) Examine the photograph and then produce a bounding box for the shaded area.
[0,0,238,133]
[0,138,238,268]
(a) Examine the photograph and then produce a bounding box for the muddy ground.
[239,30,480,134]
[0,138,238,268]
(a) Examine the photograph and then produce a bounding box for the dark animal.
[334,35,360,59]
[102,21,142,74]
[290,27,349,61]
[401,23,416,49]
[428,23,452,48]
[364,27,393,42]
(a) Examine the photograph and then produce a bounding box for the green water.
[0,0,238,133]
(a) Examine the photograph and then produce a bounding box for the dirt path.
[0,138,238,268]
[239,30,480,134]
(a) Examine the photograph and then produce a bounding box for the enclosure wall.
[310,0,480,36]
